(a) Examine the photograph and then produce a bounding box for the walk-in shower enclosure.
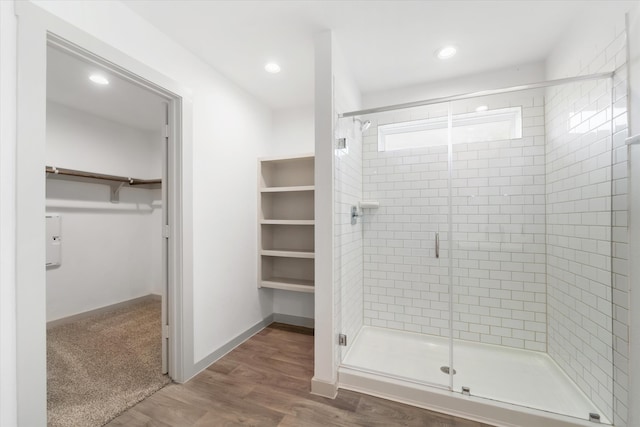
[333,66,628,426]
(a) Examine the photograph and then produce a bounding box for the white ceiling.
[121,0,631,110]
[47,45,167,132]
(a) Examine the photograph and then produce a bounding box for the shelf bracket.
[109,182,126,203]
[46,165,59,178]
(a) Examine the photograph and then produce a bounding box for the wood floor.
[106,323,494,427]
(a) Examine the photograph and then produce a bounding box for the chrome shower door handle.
[435,232,439,258]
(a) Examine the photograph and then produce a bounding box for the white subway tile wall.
[451,101,547,351]
[545,28,628,424]
[361,97,548,351]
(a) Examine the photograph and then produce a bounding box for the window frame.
[377,106,523,152]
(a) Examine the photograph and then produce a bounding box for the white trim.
[0,2,18,426]
[186,314,313,383]
[15,7,47,424]
[310,377,338,398]
[187,315,274,381]
[378,106,522,152]
[14,3,192,423]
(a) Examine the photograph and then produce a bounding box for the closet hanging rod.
[338,71,614,118]
[45,166,161,186]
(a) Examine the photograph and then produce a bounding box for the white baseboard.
[272,313,314,328]
[181,312,314,384]
[311,377,338,398]
[185,314,275,382]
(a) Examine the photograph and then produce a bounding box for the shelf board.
[259,153,314,163]
[261,277,315,293]
[261,185,315,193]
[260,219,315,225]
[261,249,315,259]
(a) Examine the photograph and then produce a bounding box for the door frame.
[14,3,192,425]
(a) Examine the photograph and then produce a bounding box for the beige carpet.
[47,298,171,427]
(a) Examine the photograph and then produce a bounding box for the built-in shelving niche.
[258,154,315,293]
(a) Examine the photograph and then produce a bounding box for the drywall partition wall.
[23,0,272,382]
[361,95,547,351]
[189,79,272,362]
[45,102,163,321]
[270,105,315,320]
[545,5,631,425]
[313,31,335,397]
[0,1,17,425]
[313,30,362,397]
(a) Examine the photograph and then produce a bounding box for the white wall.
[45,102,163,322]
[46,102,162,178]
[6,3,273,418]
[271,105,314,156]
[313,30,363,396]
[363,62,545,109]
[0,1,17,426]
[270,105,315,320]
[545,73,622,421]
[312,31,336,396]
[30,0,274,363]
[546,5,631,79]
[545,4,632,425]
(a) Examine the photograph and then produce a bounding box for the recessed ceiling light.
[264,62,281,73]
[436,45,457,60]
[89,74,109,85]
[475,105,488,112]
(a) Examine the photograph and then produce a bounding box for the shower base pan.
[339,326,610,427]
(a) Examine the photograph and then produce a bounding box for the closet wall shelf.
[46,166,161,203]
[260,185,315,193]
[260,219,315,225]
[261,278,315,293]
[261,249,315,259]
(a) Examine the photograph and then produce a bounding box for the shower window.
[378,106,522,151]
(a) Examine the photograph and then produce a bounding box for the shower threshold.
[339,326,610,427]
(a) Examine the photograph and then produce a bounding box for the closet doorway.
[44,38,177,427]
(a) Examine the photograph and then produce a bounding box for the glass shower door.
[449,91,547,406]
[338,104,454,390]
[449,87,615,424]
